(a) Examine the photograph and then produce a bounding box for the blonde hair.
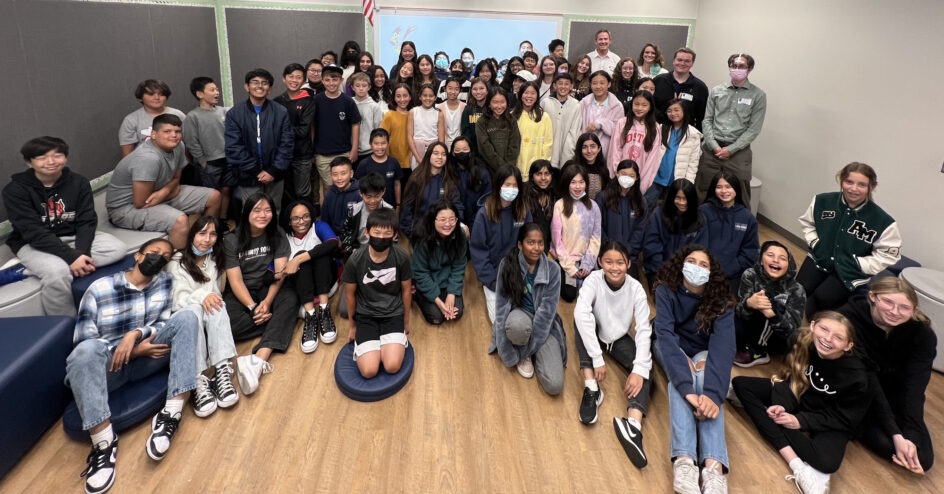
[772,311,854,398]
[869,276,931,325]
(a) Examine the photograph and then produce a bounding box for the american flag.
[363,0,374,26]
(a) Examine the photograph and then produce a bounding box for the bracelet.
[247,303,257,312]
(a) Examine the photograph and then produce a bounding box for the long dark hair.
[474,59,496,86]
[388,83,413,111]
[501,56,525,93]
[415,200,466,261]
[574,133,609,188]
[237,192,280,256]
[621,90,658,152]
[603,160,644,217]
[513,81,544,122]
[525,159,557,219]
[179,215,225,284]
[706,170,748,208]
[485,165,527,223]
[395,41,416,67]
[468,77,491,110]
[611,57,638,93]
[661,98,692,148]
[655,244,735,332]
[413,54,440,95]
[403,142,458,220]
[482,86,514,124]
[499,223,544,305]
[368,65,392,104]
[340,40,361,68]
[393,59,416,87]
[661,178,702,233]
[557,163,592,218]
[451,136,487,191]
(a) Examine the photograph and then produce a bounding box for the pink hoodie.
[578,92,625,160]
[607,117,664,190]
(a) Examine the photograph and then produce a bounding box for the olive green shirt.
[702,80,766,154]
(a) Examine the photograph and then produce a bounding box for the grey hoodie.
[735,240,807,339]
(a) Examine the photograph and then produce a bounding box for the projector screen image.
[377,12,560,73]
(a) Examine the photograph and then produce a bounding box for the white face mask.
[618,175,636,189]
[570,191,586,200]
[682,263,711,287]
[500,186,519,202]
[462,56,474,68]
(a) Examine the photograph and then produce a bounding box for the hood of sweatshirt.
[10,167,79,224]
[752,238,799,288]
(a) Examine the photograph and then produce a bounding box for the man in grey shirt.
[107,114,220,248]
[696,53,767,202]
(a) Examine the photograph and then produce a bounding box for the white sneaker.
[236,355,273,395]
[516,356,534,379]
[786,462,830,494]
[726,382,743,408]
[673,457,700,494]
[701,463,728,494]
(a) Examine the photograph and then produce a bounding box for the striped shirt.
[73,271,173,347]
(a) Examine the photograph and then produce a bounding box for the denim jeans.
[182,304,237,374]
[662,348,729,470]
[65,310,199,430]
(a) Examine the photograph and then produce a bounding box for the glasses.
[435,216,458,225]
[875,295,914,314]
[249,80,271,87]
[290,214,311,223]
[729,64,749,69]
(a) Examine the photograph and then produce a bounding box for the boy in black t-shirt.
[312,64,361,208]
[355,128,401,208]
[341,208,411,378]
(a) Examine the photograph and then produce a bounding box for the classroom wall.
[692,0,944,270]
[268,0,699,18]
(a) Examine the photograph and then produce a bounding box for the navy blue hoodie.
[700,198,759,280]
[399,172,463,239]
[469,194,532,290]
[642,205,708,275]
[596,191,648,257]
[323,179,362,236]
[224,99,293,186]
[457,164,491,228]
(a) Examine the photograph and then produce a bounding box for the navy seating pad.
[334,343,415,402]
[62,370,169,441]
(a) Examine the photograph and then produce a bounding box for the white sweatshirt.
[167,252,222,313]
[573,270,652,377]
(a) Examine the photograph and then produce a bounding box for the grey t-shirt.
[182,106,228,163]
[341,243,411,318]
[118,106,186,146]
[106,140,187,209]
[223,230,290,291]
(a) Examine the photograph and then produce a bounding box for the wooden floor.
[4,226,942,493]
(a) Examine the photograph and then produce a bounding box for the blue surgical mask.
[500,186,519,202]
[435,58,448,70]
[682,263,711,287]
[462,56,474,68]
[192,245,213,257]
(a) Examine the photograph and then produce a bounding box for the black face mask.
[138,253,169,277]
[368,236,392,252]
[453,152,471,165]
[450,70,465,79]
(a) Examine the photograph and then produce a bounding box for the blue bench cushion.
[62,370,168,441]
[0,316,74,478]
[71,254,135,309]
[334,342,414,402]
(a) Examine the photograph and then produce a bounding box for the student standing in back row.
[587,29,620,74]
[273,63,316,204]
[476,87,521,176]
[652,48,709,130]
[184,77,233,225]
[541,73,582,169]
[118,79,186,156]
[312,64,361,207]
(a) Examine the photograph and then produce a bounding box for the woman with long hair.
[411,200,468,325]
[642,178,707,289]
[551,163,601,302]
[399,141,462,240]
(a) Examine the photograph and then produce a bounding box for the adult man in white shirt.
[587,29,620,74]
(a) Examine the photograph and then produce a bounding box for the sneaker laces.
[702,469,726,492]
[80,441,113,478]
[154,411,180,438]
[302,313,318,342]
[785,474,803,493]
[260,361,273,375]
[213,363,237,397]
[321,306,337,334]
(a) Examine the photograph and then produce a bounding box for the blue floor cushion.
[334,342,414,402]
[62,370,168,441]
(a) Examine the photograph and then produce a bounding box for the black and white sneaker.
[146,410,181,461]
[190,375,217,418]
[613,416,648,468]
[319,305,338,344]
[81,435,118,494]
[578,386,604,425]
[211,361,239,408]
[301,310,319,353]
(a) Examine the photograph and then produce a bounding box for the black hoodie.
[735,241,807,339]
[3,167,97,263]
[839,293,936,440]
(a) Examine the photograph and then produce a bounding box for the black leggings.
[735,311,795,355]
[857,406,934,472]
[560,265,578,302]
[291,252,337,303]
[574,329,651,414]
[796,258,853,319]
[732,376,850,473]
[226,284,298,354]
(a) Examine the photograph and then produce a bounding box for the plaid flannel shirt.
[73,270,173,348]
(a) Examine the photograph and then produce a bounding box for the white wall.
[693,0,944,270]
[269,0,698,18]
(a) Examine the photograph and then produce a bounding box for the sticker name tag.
[679,93,694,101]
[385,171,395,178]
[737,98,753,105]
[735,223,748,231]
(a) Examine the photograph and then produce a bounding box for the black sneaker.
[578,386,604,425]
[81,435,117,494]
[146,410,181,461]
[319,305,338,344]
[211,361,239,408]
[189,375,217,418]
[301,310,319,353]
[613,417,648,468]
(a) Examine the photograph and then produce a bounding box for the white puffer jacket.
[660,124,703,182]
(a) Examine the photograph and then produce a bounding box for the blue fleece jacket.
[700,198,759,280]
[323,180,361,235]
[470,194,532,291]
[596,192,648,257]
[399,173,463,239]
[224,99,293,186]
[642,206,709,275]
[655,284,735,406]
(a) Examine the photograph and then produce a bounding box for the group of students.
[0,35,931,494]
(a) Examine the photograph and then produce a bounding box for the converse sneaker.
[516,356,534,379]
[190,375,217,418]
[786,462,831,494]
[81,436,118,494]
[146,410,181,461]
[613,417,648,468]
[673,457,700,494]
[701,462,728,494]
[236,354,273,395]
[301,310,319,353]
[578,386,604,424]
[211,361,239,408]
[319,305,338,344]
[734,350,770,368]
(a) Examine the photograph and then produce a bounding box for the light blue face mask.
[500,187,519,202]
[192,245,213,257]
[435,58,448,70]
[682,262,710,287]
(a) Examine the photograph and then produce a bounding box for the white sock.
[789,458,805,473]
[90,425,114,448]
[626,416,642,430]
[306,307,315,315]
[319,302,327,310]
[585,379,599,392]
[163,398,184,417]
